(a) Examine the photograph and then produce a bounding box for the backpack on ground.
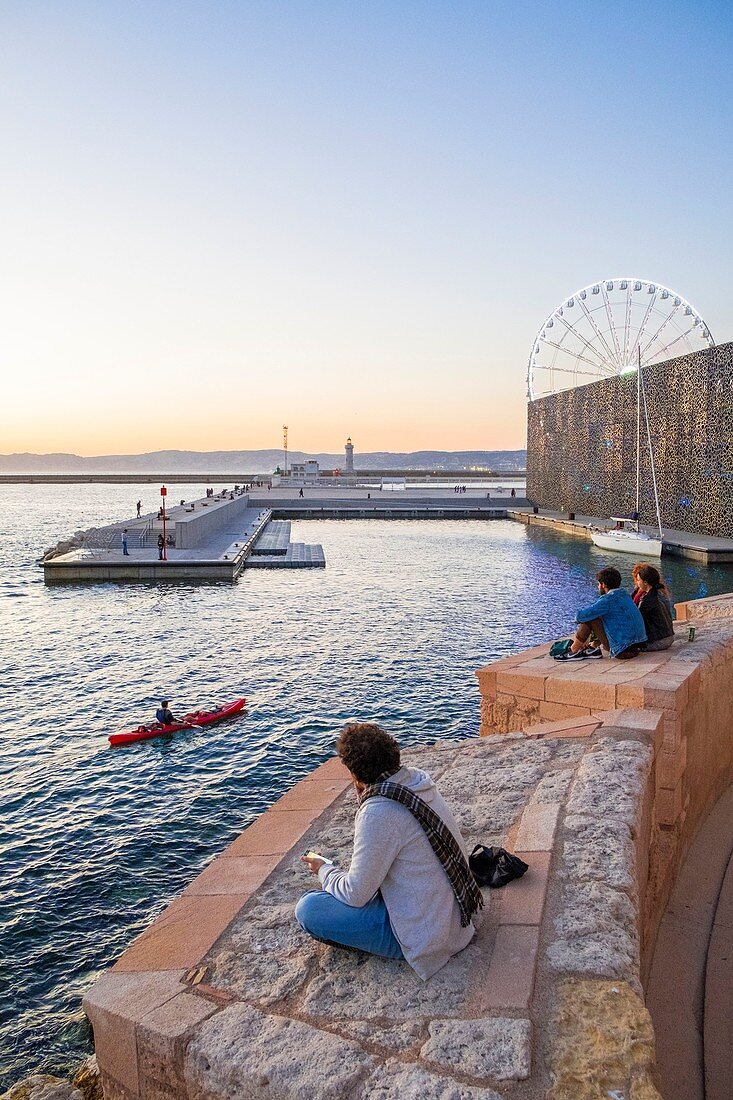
[469,845,529,888]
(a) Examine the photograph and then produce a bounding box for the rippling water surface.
[1,482,731,1086]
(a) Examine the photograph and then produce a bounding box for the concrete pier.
[42,492,326,583]
[507,507,733,564]
[41,488,733,582]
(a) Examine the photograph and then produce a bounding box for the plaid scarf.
[359,778,483,928]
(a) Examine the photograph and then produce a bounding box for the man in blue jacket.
[556,566,646,661]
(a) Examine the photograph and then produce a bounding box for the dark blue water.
[1,483,729,1087]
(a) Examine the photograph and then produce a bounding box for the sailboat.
[591,348,663,557]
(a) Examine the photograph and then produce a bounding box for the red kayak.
[109,698,246,747]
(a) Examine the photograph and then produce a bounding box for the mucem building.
[525,281,732,538]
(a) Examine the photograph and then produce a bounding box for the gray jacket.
[318,765,475,979]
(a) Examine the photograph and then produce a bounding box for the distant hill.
[0,449,526,473]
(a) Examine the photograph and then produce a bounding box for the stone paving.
[83,709,662,1099]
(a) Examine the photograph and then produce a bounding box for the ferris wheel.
[527,278,715,400]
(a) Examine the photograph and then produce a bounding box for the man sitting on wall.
[295,722,481,979]
[555,566,646,661]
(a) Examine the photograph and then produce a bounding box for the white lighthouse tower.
[345,437,354,474]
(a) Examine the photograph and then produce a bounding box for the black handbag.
[469,844,529,888]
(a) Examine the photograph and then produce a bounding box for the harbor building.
[289,459,321,482]
[527,341,733,538]
[345,436,354,473]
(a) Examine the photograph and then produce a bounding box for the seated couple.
[296,722,481,979]
[555,564,674,662]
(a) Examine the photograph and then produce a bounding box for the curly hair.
[335,722,401,783]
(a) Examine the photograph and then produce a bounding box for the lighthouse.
[345,437,354,474]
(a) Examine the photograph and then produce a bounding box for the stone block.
[223,808,322,857]
[562,816,636,891]
[531,768,575,804]
[656,738,687,789]
[112,895,247,972]
[98,1076,137,1100]
[642,676,688,712]
[480,925,539,1010]
[518,642,555,661]
[420,1017,532,1082]
[364,1061,503,1098]
[540,723,599,741]
[497,850,550,924]
[592,708,663,734]
[302,756,350,782]
[496,670,546,700]
[547,880,639,987]
[337,1019,425,1054]
[183,854,280,896]
[664,661,701,696]
[656,780,684,825]
[545,676,616,710]
[514,803,560,851]
[547,980,660,1100]
[272,778,350,811]
[475,665,497,698]
[480,646,551,680]
[137,992,216,1097]
[661,717,683,754]
[538,700,592,721]
[566,738,652,829]
[616,681,645,707]
[301,937,484,1020]
[528,715,600,737]
[183,1002,375,1098]
[82,971,186,1094]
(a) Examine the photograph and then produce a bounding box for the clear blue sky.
[2,1,731,454]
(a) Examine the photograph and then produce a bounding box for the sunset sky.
[2,1,731,455]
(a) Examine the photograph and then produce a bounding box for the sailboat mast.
[639,352,664,539]
[636,347,641,528]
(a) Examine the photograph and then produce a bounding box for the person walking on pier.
[136,500,141,518]
[121,529,130,556]
[296,722,481,979]
[157,532,165,560]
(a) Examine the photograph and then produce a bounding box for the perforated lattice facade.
[526,341,733,537]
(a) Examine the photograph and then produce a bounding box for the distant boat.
[591,347,663,558]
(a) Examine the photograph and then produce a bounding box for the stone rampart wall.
[475,610,733,982]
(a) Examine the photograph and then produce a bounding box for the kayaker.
[155,700,178,726]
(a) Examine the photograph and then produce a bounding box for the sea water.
[0,483,729,1086]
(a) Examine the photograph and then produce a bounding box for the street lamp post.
[161,485,167,561]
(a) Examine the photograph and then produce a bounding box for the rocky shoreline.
[0,1056,100,1100]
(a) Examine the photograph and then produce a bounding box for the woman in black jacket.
[633,564,674,651]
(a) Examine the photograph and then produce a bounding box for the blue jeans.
[295,890,404,959]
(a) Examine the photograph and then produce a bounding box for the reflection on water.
[0,483,730,1085]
